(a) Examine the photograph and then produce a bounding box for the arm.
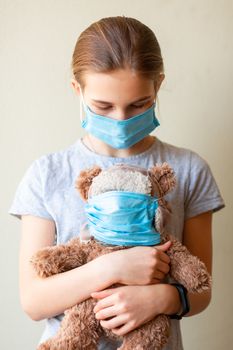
[20,215,174,323]
[20,215,117,321]
[161,210,212,318]
[182,210,212,316]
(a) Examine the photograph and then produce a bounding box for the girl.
[9,16,225,349]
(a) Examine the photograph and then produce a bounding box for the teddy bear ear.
[148,162,176,196]
[75,165,102,201]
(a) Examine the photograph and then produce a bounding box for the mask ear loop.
[79,86,85,124]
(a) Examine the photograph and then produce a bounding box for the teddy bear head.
[75,163,176,244]
[75,162,176,202]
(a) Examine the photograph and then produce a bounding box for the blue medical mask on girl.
[79,89,160,149]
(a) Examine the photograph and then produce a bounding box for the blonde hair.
[71,16,164,89]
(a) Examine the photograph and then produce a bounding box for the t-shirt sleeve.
[8,159,54,221]
[184,151,225,220]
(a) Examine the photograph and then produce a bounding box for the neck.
[82,134,156,157]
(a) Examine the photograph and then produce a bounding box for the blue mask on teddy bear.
[85,190,161,246]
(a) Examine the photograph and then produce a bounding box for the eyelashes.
[94,104,146,112]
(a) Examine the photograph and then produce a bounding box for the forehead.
[83,69,155,103]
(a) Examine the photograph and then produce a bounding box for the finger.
[112,320,136,336]
[91,289,115,299]
[155,240,171,253]
[157,250,171,264]
[151,278,161,284]
[93,295,115,313]
[100,314,128,330]
[152,270,165,281]
[156,260,170,275]
[95,305,119,320]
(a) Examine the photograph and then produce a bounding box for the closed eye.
[95,105,112,111]
[95,103,146,111]
[131,104,146,109]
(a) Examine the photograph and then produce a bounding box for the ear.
[148,162,176,196]
[75,165,102,201]
[70,78,81,97]
[154,73,165,95]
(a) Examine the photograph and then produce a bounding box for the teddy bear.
[31,162,211,350]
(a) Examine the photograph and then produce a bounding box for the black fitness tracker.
[169,283,190,320]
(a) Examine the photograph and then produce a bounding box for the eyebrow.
[91,95,152,105]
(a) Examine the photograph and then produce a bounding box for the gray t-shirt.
[8,136,225,349]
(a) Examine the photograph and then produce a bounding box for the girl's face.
[71,69,164,120]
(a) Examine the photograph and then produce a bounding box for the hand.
[91,283,180,336]
[109,241,171,285]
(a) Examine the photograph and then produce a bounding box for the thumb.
[156,240,172,252]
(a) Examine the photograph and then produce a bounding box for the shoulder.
[154,138,225,219]
[36,141,77,169]
[31,141,79,189]
[157,138,209,171]
[8,142,79,220]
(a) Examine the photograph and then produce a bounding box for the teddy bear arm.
[167,235,212,293]
[31,237,88,278]
[37,298,101,350]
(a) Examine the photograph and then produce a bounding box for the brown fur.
[148,163,176,196]
[32,163,211,350]
[75,165,102,201]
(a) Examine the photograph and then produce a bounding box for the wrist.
[96,251,120,285]
[107,250,126,284]
[156,284,182,315]
[169,283,190,319]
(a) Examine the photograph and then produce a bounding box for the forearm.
[22,255,116,321]
[185,289,211,317]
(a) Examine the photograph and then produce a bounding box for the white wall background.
[1,1,232,349]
